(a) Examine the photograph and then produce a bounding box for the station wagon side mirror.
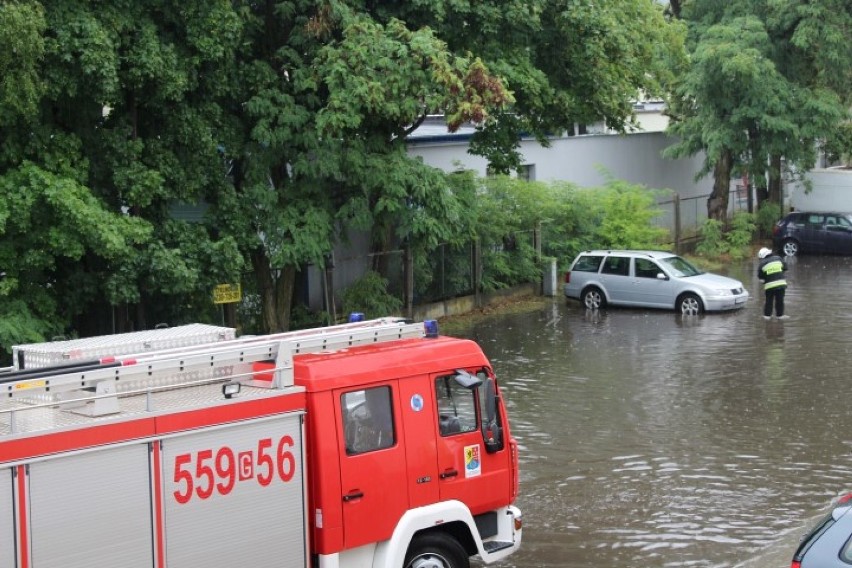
[656,273,667,280]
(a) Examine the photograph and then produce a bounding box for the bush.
[340,271,402,319]
[756,202,781,237]
[696,218,727,257]
[725,211,756,259]
[593,180,669,249]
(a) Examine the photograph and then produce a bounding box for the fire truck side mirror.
[482,378,505,454]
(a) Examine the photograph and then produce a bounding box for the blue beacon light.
[424,320,439,338]
[348,312,365,322]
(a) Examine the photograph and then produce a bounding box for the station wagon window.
[341,386,395,455]
[436,375,478,436]
[634,258,661,279]
[601,256,630,276]
[572,255,604,272]
[659,255,702,277]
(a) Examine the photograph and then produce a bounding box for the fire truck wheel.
[404,533,469,568]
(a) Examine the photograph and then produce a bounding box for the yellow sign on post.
[212,283,241,304]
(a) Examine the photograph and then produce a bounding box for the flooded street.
[458,255,852,567]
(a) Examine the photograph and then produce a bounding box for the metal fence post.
[674,193,682,254]
[534,222,542,262]
[473,239,482,308]
[403,243,414,319]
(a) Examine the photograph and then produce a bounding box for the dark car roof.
[787,211,852,216]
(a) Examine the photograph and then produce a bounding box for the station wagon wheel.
[581,287,606,310]
[782,238,799,257]
[404,533,469,568]
[677,293,702,316]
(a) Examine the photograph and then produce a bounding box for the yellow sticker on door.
[464,444,481,478]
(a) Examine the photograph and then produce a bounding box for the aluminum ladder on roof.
[1,317,428,420]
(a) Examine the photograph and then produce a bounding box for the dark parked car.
[772,211,852,256]
[792,493,852,567]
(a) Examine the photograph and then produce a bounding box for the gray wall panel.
[162,416,306,568]
[29,444,153,568]
[0,469,14,568]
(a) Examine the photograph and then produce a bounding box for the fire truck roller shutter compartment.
[161,414,305,568]
[29,444,154,568]
[1,468,13,568]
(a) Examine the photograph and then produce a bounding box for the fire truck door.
[336,383,409,549]
[1,468,13,568]
[434,372,512,513]
[397,376,440,507]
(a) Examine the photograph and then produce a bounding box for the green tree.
[0,164,150,352]
[385,0,686,173]
[665,1,851,219]
[0,0,691,352]
[221,4,513,331]
[0,1,248,347]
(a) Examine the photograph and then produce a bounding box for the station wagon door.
[631,257,675,307]
[599,255,632,303]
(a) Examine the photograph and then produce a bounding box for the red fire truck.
[0,317,521,568]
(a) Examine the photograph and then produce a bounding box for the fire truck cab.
[0,317,521,568]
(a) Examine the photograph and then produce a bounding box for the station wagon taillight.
[564,272,571,284]
[790,562,800,568]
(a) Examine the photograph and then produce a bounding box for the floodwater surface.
[460,254,852,567]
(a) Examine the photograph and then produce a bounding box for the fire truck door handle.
[342,491,364,502]
[440,469,458,479]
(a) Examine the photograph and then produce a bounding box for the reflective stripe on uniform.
[762,260,784,275]
[761,259,787,290]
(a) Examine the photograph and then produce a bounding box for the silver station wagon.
[563,250,749,315]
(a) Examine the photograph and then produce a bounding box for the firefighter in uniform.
[757,247,788,320]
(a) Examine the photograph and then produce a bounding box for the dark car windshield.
[659,256,703,278]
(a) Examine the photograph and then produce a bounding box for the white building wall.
[785,168,852,212]
[408,131,713,199]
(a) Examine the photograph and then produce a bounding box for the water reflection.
[461,255,852,567]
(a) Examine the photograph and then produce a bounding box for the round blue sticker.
[410,394,424,412]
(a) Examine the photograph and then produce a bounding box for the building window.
[517,164,535,181]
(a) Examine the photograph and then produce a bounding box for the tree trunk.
[768,154,783,207]
[370,223,394,278]
[251,249,295,333]
[708,150,732,222]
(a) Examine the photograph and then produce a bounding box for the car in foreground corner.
[791,493,852,568]
[772,211,852,256]
[563,250,749,315]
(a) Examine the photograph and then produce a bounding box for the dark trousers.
[763,286,786,317]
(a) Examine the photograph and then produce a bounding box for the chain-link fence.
[414,242,475,304]
[654,187,755,251]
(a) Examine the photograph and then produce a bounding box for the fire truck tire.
[403,533,469,568]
